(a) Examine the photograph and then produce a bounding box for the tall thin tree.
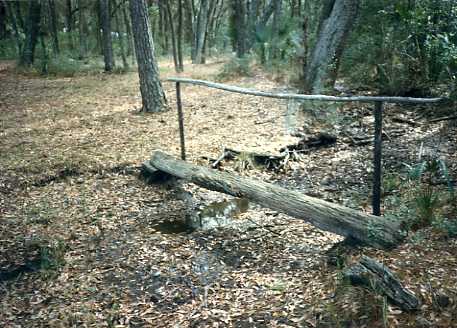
[0,1,6,40]
[14,1,24,32]
[114,0,128,70]
[78,0,89,59]
[129,0,166,112]
[100,0,115,71]
[66,0,74,49]
[122,2,134,61]
[47,0,59,56]
[193,0,209,64]
[164,0,179,72]
[20,0,41,67]
[303,0,359,93]
[177,0,184,71]
[5,1,22,55]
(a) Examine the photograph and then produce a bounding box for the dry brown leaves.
[0,58,456,327]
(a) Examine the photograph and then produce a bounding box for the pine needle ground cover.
[1,59,456,327]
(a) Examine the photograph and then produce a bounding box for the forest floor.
[1,58,457,328]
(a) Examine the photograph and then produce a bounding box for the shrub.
[432,217,457,238]
[341,1,457,96]
[0,39,18,60]
[46,55,103,77]
[406,158,454,230]
[216,56,252,81]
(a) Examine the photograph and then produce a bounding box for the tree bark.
[157,0,168,56]
[77,0,89,59]
[193,0,209,64]
[5,1,22,55]
[129,0,167,112]
[231,0,248,58]
[20,0,41,67]
[39,28,49,75]
[203,0,218,58]
[146,151,404,249]
[184,0,195,60]
[270,0,282,61]
[164,0,179,72]
[114,0,128,70]
[0,1,6,40]
[14,1,25,32]
[177,0,184,72]
[100,0,115,72]
[66,0,74,50]
[47,0,59,56]
[121,3,134,62]
[303,0,359,93]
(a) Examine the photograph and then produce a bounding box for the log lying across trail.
[145,151,405,249]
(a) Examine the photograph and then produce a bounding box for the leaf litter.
[0,58,456,327]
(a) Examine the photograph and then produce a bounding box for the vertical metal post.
[176,82,186,161]
[372,101,383,216]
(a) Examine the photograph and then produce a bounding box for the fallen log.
[280,132,337,152]
[428,115,457,123]
[343,256,420,311]
[145,151,404,249]
[221,148,288,171]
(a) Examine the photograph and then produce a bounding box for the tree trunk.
[66,0,74,50]
[14,1,25,32]
[100,0,115,72]
[177,0,184,72]
[193,0,209,64]
[114,0,128,70]
[231,0,247,58]
[129,0,167,112]
[20,0,41,67]
[207,0,223,55]
[146,151,404,249]
[157,1,166,55]
[39,29,48,75]
[95,1,103,55]
[0,1,6,40]
[184,0,195,60]
[247,0,258,49]
[270,0,282,61]
[203,0,219,59]
[5,1,22,55]
[47,0,59,56]
[164,0,179,72]
[303,0,359,93]
[77,0,89,59]
[122,2,134,61]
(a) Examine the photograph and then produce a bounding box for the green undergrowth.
[216,56,253,81]
[383,158,456,237]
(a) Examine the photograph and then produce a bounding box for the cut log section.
[144,151,405,249]
[343,256,421,311]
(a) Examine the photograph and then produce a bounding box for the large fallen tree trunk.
[145,151,404,249]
